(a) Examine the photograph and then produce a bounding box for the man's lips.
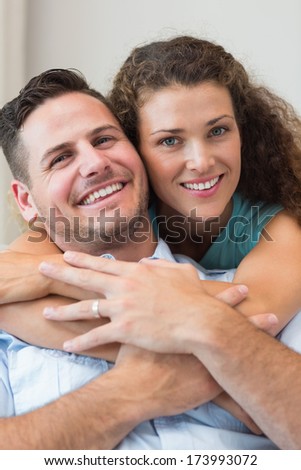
[79,182,125,205]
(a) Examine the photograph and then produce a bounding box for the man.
[0,69,290,449]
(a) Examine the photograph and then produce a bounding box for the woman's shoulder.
[232,192,283,223]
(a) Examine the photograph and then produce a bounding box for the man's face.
[16,92,149,253]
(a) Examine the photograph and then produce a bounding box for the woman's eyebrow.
[206,114,235,126]
[150,128,183,136]
[150,115,235,136]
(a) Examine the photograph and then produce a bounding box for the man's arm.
[190,309,301,450]
[0,344,221,450]
[1,366,137,449]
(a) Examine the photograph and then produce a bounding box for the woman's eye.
[161,137,178,146]
[210,127,226,137]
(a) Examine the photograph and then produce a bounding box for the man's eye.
[94,136,113,146]
[50,154,69,167]
[210,127,227,137]
[161,137,178,146]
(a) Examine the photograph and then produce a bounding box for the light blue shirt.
[0,240,297,450]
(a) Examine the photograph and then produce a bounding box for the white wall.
[25,0,301,110]
[0,0,27,245]
[1,0,300,243]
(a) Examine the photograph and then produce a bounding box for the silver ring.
[92,299,101,318]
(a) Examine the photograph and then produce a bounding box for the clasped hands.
[40,251,277,354]
[39,252,278,434]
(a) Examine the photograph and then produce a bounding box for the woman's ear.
[11,180,38,223]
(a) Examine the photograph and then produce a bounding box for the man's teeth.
[183,176,219,191]
[81,182,124,205]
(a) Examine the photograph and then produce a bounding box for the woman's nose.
[185,142,215,173]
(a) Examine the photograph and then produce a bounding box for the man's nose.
[78,145,111,178]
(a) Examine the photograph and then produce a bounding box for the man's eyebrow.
[150,115,235,135]
[41,125,123,162]
[88,125,123,138]
[41,142,72,163]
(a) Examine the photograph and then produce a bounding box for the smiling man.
[10,79,153,260]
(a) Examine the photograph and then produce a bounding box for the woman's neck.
[155,200,233,261]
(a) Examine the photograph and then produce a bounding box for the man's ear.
[11,180,38,223]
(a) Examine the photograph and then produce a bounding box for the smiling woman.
[138,82,241,225]
[106,35,301,333]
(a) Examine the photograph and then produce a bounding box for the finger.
[213,395,262,435]
[231,408,262,435]
[63,323,116,353]
[63,251,136,275]
[39,262,118,293]
[249,313,278,333]
[43,299,106,321]
[215,285,248,306]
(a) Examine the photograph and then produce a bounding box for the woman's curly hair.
[109,35,301,224]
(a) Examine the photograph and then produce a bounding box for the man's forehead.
[21,93,125,146]
[23,91,114,124]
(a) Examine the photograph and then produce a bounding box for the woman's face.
[138,82,241,222]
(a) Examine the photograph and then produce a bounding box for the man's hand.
[115,344,220,417]
[39,253,247,353]
[40,252,277,353]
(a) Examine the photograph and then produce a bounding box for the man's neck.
[105,235,158,262]
[57,230,158,262]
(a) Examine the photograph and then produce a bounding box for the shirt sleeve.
[0,331,16,416]
[278,311,301,353]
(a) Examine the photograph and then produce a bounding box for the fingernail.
[63,341,73,352]
[238,285,248,294]
[267,314,278,325]
[43,307,55,318]
[63,251,75,261]
[39,262,53,272]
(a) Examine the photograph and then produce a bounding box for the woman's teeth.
[183,176,219,191]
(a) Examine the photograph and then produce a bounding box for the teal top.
[151,192,283,270]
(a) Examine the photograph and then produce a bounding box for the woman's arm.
[0,295,119,362]
[0,230,97,303]
[231,210,301,334]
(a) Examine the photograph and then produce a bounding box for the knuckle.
[79,301,89,314]
[120,278,136,293]
[118,297,134,311]
[77,269,90,286]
